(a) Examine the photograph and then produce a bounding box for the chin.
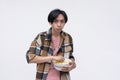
[57,29,62,32]
[58,28,63,30]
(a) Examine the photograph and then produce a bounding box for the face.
[50,14,66,33]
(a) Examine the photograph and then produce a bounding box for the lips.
[56,27,62,30]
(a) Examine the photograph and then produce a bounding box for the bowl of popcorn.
[53,58,72,71]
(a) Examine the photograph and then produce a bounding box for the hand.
[61,59,76,72]
[52,56,64,62]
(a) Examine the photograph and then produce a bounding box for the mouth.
[57,26,63,29]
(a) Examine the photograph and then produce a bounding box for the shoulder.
[62,31,73,39]
[38,31,47,36]
[34,31,47,41]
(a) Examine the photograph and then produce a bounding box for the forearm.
[61,58,76,72]
[29,55,64,63]
[29,56,53,63]
[70,58,76,69]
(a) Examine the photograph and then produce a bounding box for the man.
[26,9,76,80]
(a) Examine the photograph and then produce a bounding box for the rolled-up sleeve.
[26,34,42,63]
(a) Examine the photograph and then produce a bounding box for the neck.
[52,30,61,37]
[52,33,60,37]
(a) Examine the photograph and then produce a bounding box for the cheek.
[53,25,57,28]
[51,24,56,27]
[61,25,65,28]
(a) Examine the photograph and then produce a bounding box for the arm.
[61,34,76,71]
[29,55,64,63]
[26,34,65,64]
[68,34,76,70]
[61,58,76,72]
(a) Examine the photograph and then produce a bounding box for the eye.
[54,20,65,24]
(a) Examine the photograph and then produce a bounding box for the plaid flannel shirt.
[26,28,74,80]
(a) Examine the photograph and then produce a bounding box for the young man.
[26,9,76,80]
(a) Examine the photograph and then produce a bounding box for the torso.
[46,35,61,80]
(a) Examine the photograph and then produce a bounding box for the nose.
[57,22,61,27]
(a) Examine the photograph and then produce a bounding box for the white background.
[0,0,120,80]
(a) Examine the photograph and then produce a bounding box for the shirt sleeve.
[68,34,75,60]
[26,34,42,63]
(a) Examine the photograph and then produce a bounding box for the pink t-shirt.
[46,36,60,80]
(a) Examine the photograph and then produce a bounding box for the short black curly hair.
[48,9,68,23]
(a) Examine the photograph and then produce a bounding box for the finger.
[62,66,67,69]
[62,68,69,72]
[62,68,68,71]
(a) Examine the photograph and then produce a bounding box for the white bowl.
[53,58,72,71]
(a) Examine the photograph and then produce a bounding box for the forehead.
[56,14,65,20]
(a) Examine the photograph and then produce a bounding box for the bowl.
[53,58,72,71]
